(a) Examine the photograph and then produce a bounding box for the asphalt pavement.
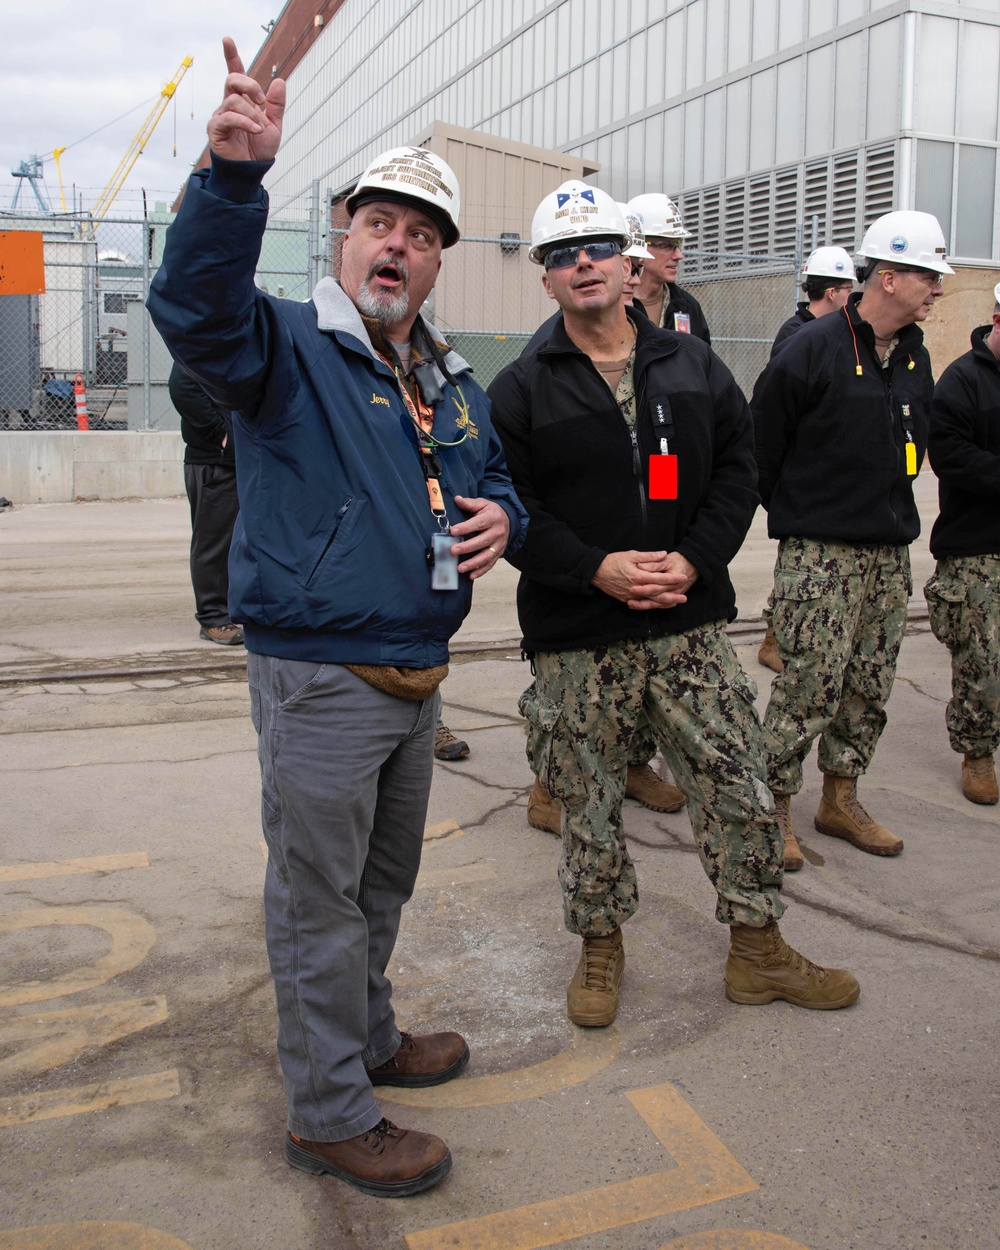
[0,480,997,1250]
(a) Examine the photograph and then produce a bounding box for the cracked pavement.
[0,492,997,1250]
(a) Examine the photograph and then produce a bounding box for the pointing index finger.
[222,36,246,76]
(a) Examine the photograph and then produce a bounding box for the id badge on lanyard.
[673,312,691,334]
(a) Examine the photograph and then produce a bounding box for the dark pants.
[184,463,239,626]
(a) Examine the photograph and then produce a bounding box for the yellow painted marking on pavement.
[659,1233,811,1249]
[0,906,157,1007]
[414,863,497,889]
[0,853,149,882]
[0,1068,180,1128]
[424,819,465,844]
[0,995,168,1079]
[383,1024,621,1109]
[0,1221,195,1249]
[405,1082,757,1250]
[260,840,268,860]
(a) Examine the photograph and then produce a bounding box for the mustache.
[366,256,410,285]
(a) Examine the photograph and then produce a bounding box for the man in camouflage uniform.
[752,211,951,861]
[923,287,1000,805]
[489,181,859,1027]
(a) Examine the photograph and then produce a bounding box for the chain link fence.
[0,202,799,431]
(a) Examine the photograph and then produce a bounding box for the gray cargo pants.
[248,654,436,1142]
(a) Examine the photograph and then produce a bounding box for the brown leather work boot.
[757,624,784,673]
[528,778,562,835]
[725,921,860,1010]
[366,1031,469,1088]
[963,753,999,805]
[773,793,803,872]
[814,774,902,856]
[567,928,625,1027]
[284,1119,451,1197]
[625,763,686,812]
[199,623,244,646]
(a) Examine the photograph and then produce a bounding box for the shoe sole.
[783,857,804,872]
[434,748,470,760]
[963,791,999,805]
[284,1136,451,1197]
[625,794,687,813]
[567,1006,618,1026]
[724,981,860,1010]
[528,814,560,836]
[367,1043,470,1088]
[813,819,902,856]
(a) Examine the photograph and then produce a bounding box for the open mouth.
[573,276,604,293]
[374,263,403,287]
[366,257,409,291]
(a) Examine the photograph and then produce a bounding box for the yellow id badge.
[905,442,917,476]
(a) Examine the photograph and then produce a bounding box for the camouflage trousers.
[763,537,911,795]
[924,555,1000,757]
[521,624,784,936]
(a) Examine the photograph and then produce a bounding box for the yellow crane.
[90,56,193,221]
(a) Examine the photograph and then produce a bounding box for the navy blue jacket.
[148,157,526,667]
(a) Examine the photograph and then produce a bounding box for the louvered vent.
[774,166,799,256]
[863,145,896,231]
[831,152,859,247]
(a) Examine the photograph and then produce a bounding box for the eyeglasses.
[877,266,943,287]
[629,261,644,278]
[646,238,684,252]
[543,240,622,270]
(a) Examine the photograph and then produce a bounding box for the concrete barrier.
[0,432,185,503]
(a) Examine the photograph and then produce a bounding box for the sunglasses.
[543,240,622,270]
[877,266,943,286]
[629,261,644,277]
[646,238,684,252]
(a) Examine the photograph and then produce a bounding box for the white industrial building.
[264,0,1000,273]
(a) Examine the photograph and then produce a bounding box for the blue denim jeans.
[248,654,437,1142]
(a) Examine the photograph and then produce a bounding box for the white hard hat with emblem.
[802,246,855,281]
[617,204,654,259]
[857,210,954,275]
[529,180,631,264]
[346,146,461,247]
[625,193,691,240]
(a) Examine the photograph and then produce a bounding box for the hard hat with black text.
[617,204,654,259]
[529,181,631,264]
[625,193,691,240]
[346,147,461,247]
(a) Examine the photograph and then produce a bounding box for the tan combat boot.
[725,922,860,1009]
[773,793,803,872]
[962,753,999,805]
[567,928,624,1027]
[527,779,562,836]
[814,774,902,856]
[757,624,784,674]
[625,763,686,813]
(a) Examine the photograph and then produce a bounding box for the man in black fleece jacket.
[489,181,858,1027]
[752,210,951,862]
[169,360,242,645]
[924,289,1000,806]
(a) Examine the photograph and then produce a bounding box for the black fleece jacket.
[929,327,1000,558]
[751,294,932,545]
[488,309,758,653]
[770,304,814,357]
[169,362,235,467]
[636,283,711,344]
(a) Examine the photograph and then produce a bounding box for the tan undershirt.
[594,356,630,392]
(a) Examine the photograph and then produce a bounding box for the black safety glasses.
[542,240,622,270]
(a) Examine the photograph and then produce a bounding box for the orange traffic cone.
[73,373,90,431]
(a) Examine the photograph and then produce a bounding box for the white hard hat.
[617,205,653,259]
[802,246,855,281]
[529,181,631,264]
[345,146,461,247]
[625,193,691,240]
[993,281,1000,305]
[857,210,954,276]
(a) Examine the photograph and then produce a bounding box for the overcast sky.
[2,1,276,215]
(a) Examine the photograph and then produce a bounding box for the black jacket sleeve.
[929,359,1000,497]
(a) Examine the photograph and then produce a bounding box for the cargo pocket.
[771,569,830,659]
[924,570,968,650]
[518,685,564,790]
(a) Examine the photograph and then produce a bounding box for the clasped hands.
[592,549,699,610]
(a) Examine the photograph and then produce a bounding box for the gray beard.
[355,272,410,325]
